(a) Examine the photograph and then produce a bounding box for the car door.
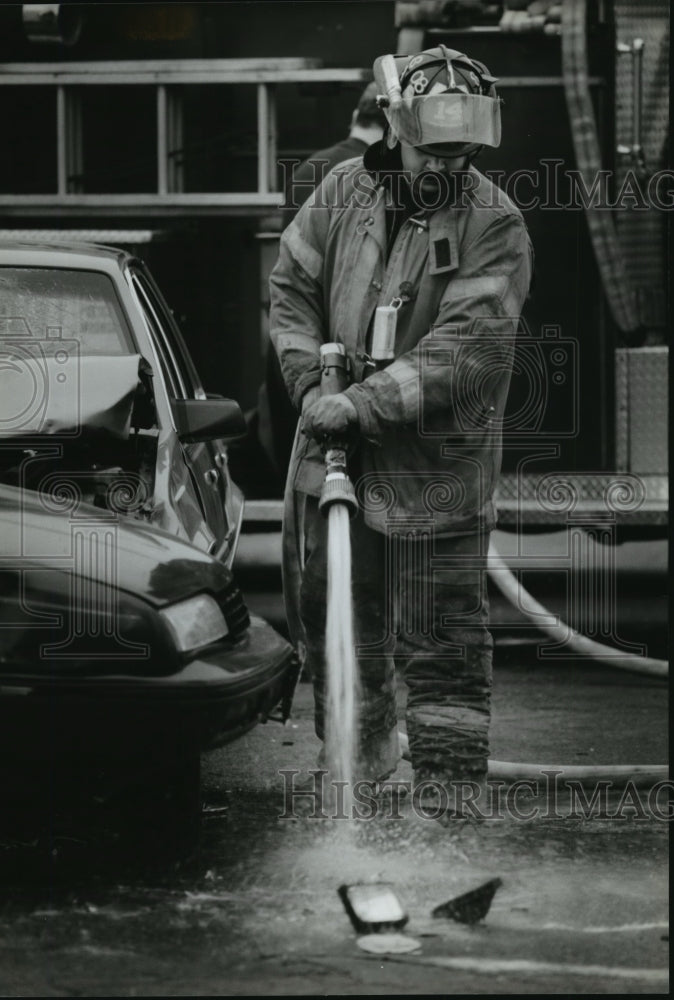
[127,266,231,557]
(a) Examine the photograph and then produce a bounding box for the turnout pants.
[299,496,493,787]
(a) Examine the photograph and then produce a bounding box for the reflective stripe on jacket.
[269,157,533,535]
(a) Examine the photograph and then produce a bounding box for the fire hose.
[397,729,666,787]
[486,542,668,679]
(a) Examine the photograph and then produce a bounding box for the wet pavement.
[0,648,668,996]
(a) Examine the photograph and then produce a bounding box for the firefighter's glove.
[301,393,359,442]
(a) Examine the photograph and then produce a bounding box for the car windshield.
[0,267,133,356]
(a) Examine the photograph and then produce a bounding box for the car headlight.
[159,594,229,654]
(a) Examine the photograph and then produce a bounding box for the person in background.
[282,81,387,225]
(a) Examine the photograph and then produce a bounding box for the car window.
[130,274,185,398]
[130,270,197,400]
[0,267,133,356]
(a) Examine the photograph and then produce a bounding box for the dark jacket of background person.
[282,135,371,228]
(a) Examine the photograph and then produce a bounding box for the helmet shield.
[373,51,501,151]
[387,91,501,149]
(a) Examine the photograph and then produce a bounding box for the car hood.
[0,483,232,607]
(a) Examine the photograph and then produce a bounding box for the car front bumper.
[0,616,295,761]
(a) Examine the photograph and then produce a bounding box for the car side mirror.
[171,398,247,444]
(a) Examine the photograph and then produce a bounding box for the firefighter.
[270,47,533,815]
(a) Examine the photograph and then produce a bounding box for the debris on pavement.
[432,878,503,924]
[356,933,422,955]
[339,883,409,934]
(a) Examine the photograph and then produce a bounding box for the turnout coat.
[269,155,533,537]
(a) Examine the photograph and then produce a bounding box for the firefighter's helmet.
[373,45,501,159]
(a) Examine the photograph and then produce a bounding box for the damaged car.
[0,242,294,837]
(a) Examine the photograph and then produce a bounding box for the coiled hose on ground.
[400,540,668,785]
[487,543,667,680]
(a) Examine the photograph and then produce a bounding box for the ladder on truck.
[0,58,370,215]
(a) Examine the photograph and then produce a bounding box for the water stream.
[324,502,359,816]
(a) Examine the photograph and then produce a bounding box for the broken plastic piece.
[432,877,502,924]
[356,933,421,954]
[339,883,408,934]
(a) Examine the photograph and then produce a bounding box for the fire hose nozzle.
[318,471,358,518]
[318,443,358,518]
[318,344,358,518]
